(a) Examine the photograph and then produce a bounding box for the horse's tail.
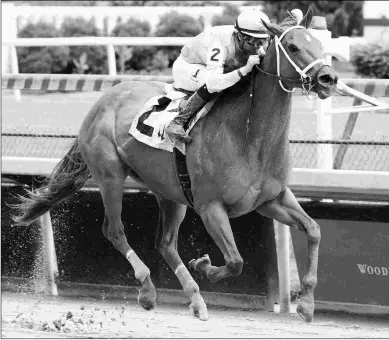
[12,138,91,225]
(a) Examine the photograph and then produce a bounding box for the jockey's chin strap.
[271,25,330,97]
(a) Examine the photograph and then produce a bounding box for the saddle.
[129,83,219,155]
[129,84,218,207]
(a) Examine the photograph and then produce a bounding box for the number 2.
[210,48,220,61]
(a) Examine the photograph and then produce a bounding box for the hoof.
[189,254,211,274]
[137,276,157,311]
[138,288,156,311]
[296,298,314,323]
[189,293,209,321]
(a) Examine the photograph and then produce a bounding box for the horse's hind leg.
[83,146,156,310]
[256,187,320,323]
[155,195,208,321]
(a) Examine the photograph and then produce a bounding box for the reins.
[243,70,256,154]
[255,64,300,84]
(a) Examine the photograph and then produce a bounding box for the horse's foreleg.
[256,187,320,323]
[155,196,208,321]
[85,147,156,310]
[190,201,244,282]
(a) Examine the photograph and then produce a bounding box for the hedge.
[351,43,389,79]
[17,4,386,78]
[16,9,205,74]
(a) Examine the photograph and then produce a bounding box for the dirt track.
[2,292,389,338]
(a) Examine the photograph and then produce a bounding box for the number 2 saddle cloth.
[129,83,219,155]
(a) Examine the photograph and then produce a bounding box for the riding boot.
[166,84,216,143]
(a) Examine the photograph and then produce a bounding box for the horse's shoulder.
[210,82,249,114]
[211,76,251,111]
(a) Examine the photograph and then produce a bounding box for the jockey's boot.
[166,84,217,143]
[165,92,206,143]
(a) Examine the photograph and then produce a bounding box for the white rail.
[1,37,188,92]
[2,36,188,82]
[2,36,190,47]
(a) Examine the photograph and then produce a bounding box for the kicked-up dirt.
[2,292,389,338]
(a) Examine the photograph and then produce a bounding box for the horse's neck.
[249,72,292,140]
[203,56,292,167]
[224,70,292,165]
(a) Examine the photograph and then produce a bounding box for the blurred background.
[2,0,388,79]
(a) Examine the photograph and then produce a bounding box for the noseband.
[256,25,330,98]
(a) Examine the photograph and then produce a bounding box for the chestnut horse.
[13,8,338,323]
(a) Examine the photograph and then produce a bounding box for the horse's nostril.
[318,74,335,85]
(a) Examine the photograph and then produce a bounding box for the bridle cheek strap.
[274,25,330,93]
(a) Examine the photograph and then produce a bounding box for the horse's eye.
[289,44,299,53]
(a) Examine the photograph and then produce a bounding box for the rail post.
[9,45,22,102]
[276,222,291,313]
[38,212,59,296]
[106,43,117,76]
[201,12,213,30]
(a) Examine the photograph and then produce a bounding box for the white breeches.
[172,55,220,93]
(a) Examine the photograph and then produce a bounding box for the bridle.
[243,25,330,152]
[256,25,330,98]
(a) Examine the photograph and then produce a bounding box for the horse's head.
[259,7,338,99]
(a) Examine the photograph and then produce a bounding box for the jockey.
[165,8,271,143]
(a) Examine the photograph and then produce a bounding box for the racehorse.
[13,7,338,323]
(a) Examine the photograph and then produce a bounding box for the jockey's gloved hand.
[257,46,266,58]
[241,55,260,76]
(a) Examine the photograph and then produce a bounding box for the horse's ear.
[261,18,283,38]
[300,6,313,28]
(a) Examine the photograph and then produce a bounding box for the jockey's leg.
[165,84,216,143]
[167,56,217,143]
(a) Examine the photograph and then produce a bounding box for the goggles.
[240,33,268,47]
